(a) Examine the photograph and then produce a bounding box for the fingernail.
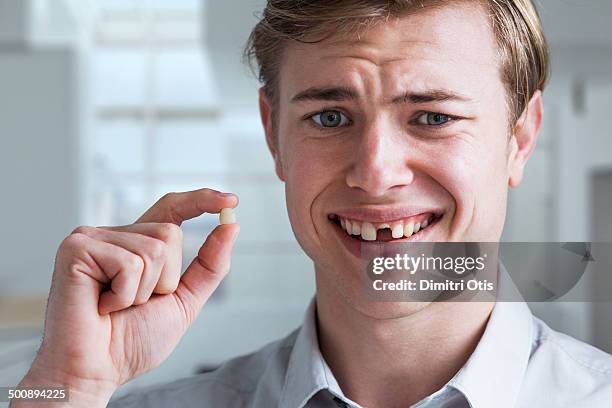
[219,192,235,197]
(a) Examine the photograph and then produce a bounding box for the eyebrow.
[290,86,473,104]
[392,90,473,104]
[290,87,358,103]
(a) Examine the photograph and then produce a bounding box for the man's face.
[261,3,539,313]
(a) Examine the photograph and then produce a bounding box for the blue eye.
[311,110,350,128]
[416,112,453,126]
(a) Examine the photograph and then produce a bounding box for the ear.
[259,87,285,181]
[508,90,543,188]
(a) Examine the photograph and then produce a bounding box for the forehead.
[278,3,503,103]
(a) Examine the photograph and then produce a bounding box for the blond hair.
[244,0,549,125]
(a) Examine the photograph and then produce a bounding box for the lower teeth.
[333,215,439,241]
[343,223,431,241]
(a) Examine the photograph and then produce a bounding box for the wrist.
[12,358,117,408]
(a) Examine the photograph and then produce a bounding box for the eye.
[415,112,454,126]
[310,110,350,128]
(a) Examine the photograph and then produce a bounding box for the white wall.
[0,49,80,294]
[538,0,612,48]
[0,0,31,43]
[505,44,612,345]
[592,172,612,352]
[203,0,264,109]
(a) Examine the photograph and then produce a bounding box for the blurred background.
[0,0,611,398]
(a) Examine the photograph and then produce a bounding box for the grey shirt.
[109,295,612,407]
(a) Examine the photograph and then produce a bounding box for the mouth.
[327,211,444,243]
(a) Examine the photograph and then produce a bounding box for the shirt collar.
[280,264,533,408]
[448,264,533,408]
[279,298,352,408]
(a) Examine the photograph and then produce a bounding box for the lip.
[330,205,444,223]
[329,212,444,258]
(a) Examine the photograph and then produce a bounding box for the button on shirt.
[110,279,612,407]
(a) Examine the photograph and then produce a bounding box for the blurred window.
[91,0,221,223]
[88,0,313,312]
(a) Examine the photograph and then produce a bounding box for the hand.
[15,188,239,407]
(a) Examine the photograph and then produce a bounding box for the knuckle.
[71,225,93,235]
[157,194,183,224]
[157,222,182,242]
[146,239,167,263]
[195,250,228,280]
[57,235,91,276]
[160,192,178,205]
[66,262,86,278]
[59,232,88,252]
[125,253,145,272]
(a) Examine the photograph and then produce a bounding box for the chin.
[315,256,434,321]
[349,298,432,320]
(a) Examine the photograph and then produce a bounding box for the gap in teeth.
[335,213,437,241]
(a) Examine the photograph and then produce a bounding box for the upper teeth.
[336,214,435,241]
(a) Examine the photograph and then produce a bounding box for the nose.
[345,119,415,197]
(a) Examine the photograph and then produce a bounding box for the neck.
[315,275,493,408]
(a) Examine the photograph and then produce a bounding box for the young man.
[14,1,612,407]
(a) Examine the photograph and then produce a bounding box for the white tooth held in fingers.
[219,208,236,224]
[352,221,361,236]
[414,223,421,233]
[392,223,404,239]
[404,222,414,238]
[361,222,377,241]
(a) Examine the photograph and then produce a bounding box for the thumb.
[173,224,239,325]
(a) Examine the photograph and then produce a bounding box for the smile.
[328,212,443,242]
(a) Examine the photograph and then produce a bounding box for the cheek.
[420,133,509,236]
[282,136,345,247]
[424,139,479,209]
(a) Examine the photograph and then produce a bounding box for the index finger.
[136,188,239,225]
